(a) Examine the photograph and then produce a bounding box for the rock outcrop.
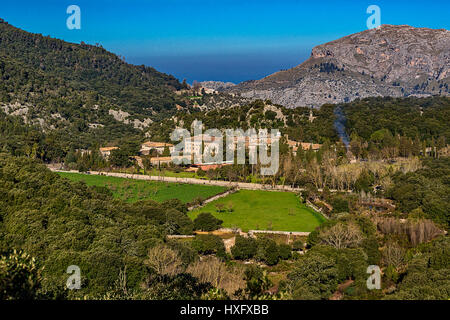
[224,25,450,108]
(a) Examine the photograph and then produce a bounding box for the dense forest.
[343,96,450,147]
[0,154,448,300]
[0,18,185,116]
[0,94,449,301]
[0,153,199,299]
[0,18,190,156]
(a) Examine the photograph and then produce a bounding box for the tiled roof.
[99,147,118,152]
[150,157,173,161]
[142,141,174,148]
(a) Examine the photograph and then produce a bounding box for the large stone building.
[99,147,119,159]
[140,141,174,155]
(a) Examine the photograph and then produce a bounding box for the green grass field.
[57,172,226,204]
[112,168,199,179]
[189,190,325,232]
[144,168,199,179]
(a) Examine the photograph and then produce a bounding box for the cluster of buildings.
[98,134,322,171]
[287,140,321,155]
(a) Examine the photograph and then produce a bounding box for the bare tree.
[382,241,405,270]
[319,223,363,249]
[307,159,323,189]
[408,219,443,246]
[377,217,444,246]
[215,203,226,212]
[145,244,183,276]
[187,256,245,295]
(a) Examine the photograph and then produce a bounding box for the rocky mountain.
[199,81,236,91]
[224,25,450,108]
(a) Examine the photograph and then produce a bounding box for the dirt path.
[187,188,238,211]
[330,279,354,300]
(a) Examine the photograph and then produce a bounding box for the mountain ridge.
[0,18,187,130]
[224,24,450,108]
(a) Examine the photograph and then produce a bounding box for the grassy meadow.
[189,190,325,232]
[57,172,226,204]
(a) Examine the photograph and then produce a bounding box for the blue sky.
[1,0,449,83]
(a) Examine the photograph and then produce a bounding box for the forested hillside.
[0,153,202,298]
[146,99,339,143]
[0,18,189,155]
[146,96,450,149]
[0,105,144,162]
[343,96,450,143]
[0,18,184,115]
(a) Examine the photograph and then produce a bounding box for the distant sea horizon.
[126,50,310,85]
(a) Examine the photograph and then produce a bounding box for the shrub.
[0,250,43,300]
[215,203,226,213]
[191,197,205,207]
[361,236,381,265]
[140,273,211,300]
[186,256,245,296]
[231,236,258,260]
[330,197,349,213]
[292,240,304,251]
[278,244,293,260]
[259,240,280,266]
[242,265,272,299]
[307,220,337,247]
[354,170,375,193]
[306,229,320,247]
[291,251,301,260]
[165,209,194,235]
[166,240,198,267]
[287,250,339,300]
[193,212,223,232]
[161,199,188,214]
[192,234,226,258]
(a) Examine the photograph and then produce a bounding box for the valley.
[0,15,448,303]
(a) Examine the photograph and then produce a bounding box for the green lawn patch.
[112,168,199,179]
[144,168,199,179]
[57,172,226,204]
[189,190,325,232]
